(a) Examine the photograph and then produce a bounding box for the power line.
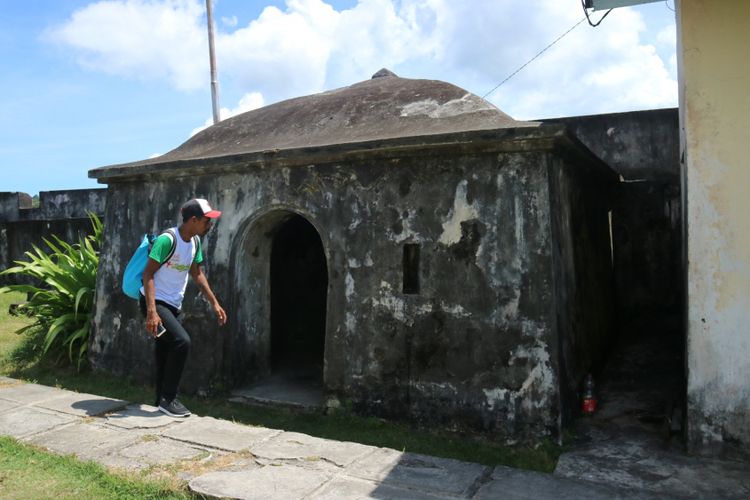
[482,16,586,99]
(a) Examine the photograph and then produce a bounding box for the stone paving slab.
[0,398,20,414]
[26,420,142,461]
[162,415,282,452]
[105,403,182,429]
[0,406,78,439]
[2,377,746,500]
[346,447,489,498]
[99,436,212,471]
[34,391,128,417]
[251,431,376,468]
[474,465,666,500]
[189,463,331,500]
[555,432,750,500]
[0,382,74,405]
[308,475,454,500]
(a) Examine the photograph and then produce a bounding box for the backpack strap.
[159,229,178,267]
[154,230,199,267]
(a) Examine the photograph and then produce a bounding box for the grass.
[0,290,562,481]
[0,292,32,360]
[0,291,196,498]
[0,436,191,499]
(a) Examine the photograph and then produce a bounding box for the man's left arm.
[190,263,227,326]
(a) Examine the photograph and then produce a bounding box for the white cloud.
[446,2,677,119]
[216,1,339,101]
[47,0,207,91]
[221,15,238,28]
[656,24,678,77]
[190,91,265,136]
[657,24,676,46]
[49,0,677,127]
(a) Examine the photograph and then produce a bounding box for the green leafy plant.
[0,213,102,369]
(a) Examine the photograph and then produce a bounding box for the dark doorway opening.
[270,214,328,383]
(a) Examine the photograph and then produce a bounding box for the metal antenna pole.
[206,0,220,124]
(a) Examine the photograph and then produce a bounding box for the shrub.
[0,213,102,369]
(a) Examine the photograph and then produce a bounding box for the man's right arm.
[142,257,162,337]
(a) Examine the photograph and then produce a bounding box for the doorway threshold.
[230,373,324,410]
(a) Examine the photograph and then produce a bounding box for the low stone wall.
[0,189,107,285]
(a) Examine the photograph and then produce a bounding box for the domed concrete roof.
[92,70,539,175]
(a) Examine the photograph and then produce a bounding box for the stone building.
[88,71,617,441]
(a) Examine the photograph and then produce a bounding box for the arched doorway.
[229,210,328,408]
[271,214,328,382]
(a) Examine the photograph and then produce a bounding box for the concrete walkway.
[0,376,747,499]
[555,316,750,500]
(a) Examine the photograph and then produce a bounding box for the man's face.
[196,216,213,236]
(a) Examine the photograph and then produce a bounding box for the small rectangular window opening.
[608,210,615,268]
[403,243,420,294]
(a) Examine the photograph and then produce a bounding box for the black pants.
[139,296,191,405]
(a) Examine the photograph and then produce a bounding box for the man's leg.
[154,336,168,406]
[139,295,168,406]
[154,302,191,404]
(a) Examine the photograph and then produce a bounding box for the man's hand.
[214,303,227,326]
[190,263,227,327]
[145,310,162,337]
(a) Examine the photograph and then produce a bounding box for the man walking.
[140,198,227,417]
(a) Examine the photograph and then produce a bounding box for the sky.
[0,0,677,195]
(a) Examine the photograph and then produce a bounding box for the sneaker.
[158,397,191,417]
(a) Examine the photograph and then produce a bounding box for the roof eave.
[89,124,569,184]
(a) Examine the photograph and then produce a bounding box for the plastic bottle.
[582,373,597,414]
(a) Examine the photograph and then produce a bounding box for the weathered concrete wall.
[678,0,750,458]
[0,189,107,285]
[89,129,615,441]
[544,109,679,182]
[0,192,32,219]
[612,182,681,316]
[543,110,682,319]
[548,149,617,426]
[330,152,560,437]
[36,189,107,220]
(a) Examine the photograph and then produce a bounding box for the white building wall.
[678,0,750,456]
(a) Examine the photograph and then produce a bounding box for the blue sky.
[0,0,677,195]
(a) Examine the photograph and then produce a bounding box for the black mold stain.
[452,219,485,261]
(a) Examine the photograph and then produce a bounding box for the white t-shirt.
[139,227,203,309]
